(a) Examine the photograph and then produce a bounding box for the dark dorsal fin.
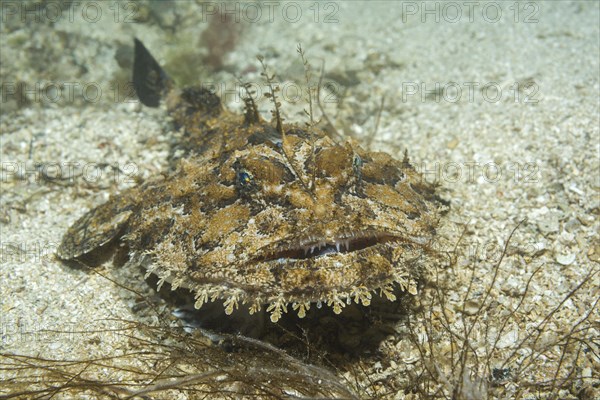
[133,38,172,107]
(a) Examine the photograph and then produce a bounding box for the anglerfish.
[58,39,446,322]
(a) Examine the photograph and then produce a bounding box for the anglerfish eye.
[353,154,363,172]
[353,154,364,180]
[236,168,254,188]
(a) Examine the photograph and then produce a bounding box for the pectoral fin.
[57,197,134,260]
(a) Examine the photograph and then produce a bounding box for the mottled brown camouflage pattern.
[58,40,446,322]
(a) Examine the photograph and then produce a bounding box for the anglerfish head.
[138,125,445,321]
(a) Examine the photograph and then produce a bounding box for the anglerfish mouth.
[259,232,403,262]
